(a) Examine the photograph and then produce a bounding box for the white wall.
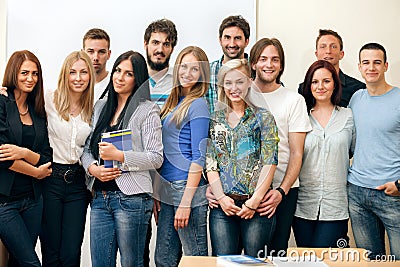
[4,0,256,90]
[0,1,7,263]
[258,0,400,90]
[0,0,6,80]
[3,0,399,90]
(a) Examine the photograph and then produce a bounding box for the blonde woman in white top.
[40,51,94,266]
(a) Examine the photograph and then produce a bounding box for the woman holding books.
[39,51,94,267]
[0,50,52,266]
[293,60,354,247]
[206,59,279,257]
[81,50,163,267]
[154,46,210,267]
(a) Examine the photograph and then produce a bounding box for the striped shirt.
[81,99,163,195]
[150,67,173,108]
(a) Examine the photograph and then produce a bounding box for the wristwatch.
[395,180,400,192]
[276,187,286,200]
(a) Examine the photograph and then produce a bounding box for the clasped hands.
[206,185,283,219]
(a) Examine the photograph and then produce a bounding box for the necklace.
[19,105,29,116]
[69,104,82,116]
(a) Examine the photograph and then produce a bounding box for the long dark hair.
[302,60,341,113]
[90,51,150,159]
[2,50,46,117]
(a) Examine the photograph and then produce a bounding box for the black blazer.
[0,93,52,198]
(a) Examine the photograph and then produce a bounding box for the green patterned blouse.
[206,106,279,195]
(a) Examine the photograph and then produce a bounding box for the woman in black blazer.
[0,50,52,267]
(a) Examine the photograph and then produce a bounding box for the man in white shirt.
[144,19,177,108]
[248,38,311,256]
[82,28,111,101]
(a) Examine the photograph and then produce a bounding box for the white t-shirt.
[248,85,311,188]
[94,71,111,102]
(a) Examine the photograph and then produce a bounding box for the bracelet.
[276,187,286,200]
[243,201,256,211]
[216,194,227,201]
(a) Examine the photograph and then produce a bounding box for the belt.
[226,193,252,201]
[52,162,84,184]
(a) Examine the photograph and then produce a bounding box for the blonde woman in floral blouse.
[206,59,279,257]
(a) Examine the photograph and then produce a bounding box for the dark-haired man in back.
[143,18,178,267]
[144,18,177,108]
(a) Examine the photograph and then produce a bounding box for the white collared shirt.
[296,107,355,220]
[45,91,91,164]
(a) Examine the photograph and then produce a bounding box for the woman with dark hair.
[0,50,52,266]
[81,50,163,267]
[294,60,355,247]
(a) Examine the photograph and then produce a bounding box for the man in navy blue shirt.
[298,29,365,107]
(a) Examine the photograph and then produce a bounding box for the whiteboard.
[6,0,256,90]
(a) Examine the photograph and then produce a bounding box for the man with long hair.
[249,38,311,256]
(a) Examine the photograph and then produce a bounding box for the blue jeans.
[0,197,42,267]
[348,182,400,260]
[292,216,349,248]
[209,201,275,257]
[155,202,208,267]
[90,191,153,267]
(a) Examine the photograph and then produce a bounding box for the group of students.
[0,15,399,267]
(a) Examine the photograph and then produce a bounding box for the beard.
[222,46,245,60]
[147,52,171,71]
[256,68,279,85]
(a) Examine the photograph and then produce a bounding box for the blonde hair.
[217,58,251,109]
[54,51,94,123]
[160,46,210,126]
